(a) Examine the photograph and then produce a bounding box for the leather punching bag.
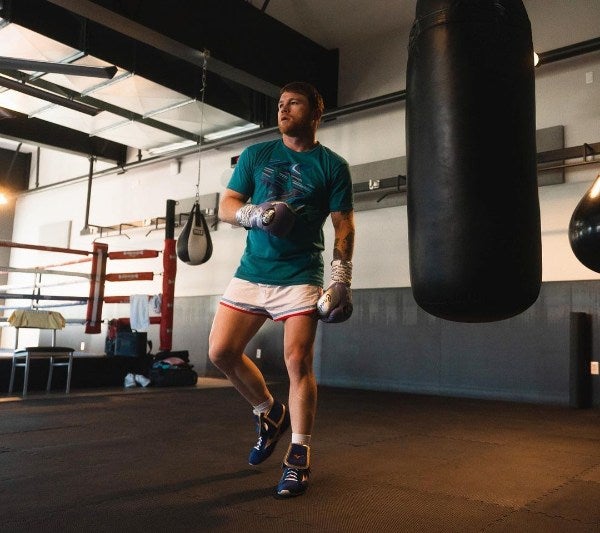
[176,202,213,265]
[569,175,600,273]
[406,0,541,322]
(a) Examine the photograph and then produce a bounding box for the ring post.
[160,200,177,352]
[85,242,108,334]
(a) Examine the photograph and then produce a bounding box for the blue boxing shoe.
[248,400,290,465]
[276,443,310,498]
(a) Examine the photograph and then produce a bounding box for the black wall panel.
[316,282,599,407]
[55,281,600,407]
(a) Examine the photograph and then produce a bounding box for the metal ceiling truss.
[1,0,338,127]
[0,69,201,143]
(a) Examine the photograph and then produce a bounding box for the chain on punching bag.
[176,50,213,267]
[406,0,542,322]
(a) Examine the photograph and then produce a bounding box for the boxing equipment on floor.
[406,0,542,322]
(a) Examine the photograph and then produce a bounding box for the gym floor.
[1,381,599,532]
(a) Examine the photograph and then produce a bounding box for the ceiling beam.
[48,0,282,98]
[0,107,127,164]
[8,73,202,143]
[0,56,117,78]
[0,74,101,116]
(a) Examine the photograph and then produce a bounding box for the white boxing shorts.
[220,277,321,321]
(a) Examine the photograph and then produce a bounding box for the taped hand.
[236,201,296,238]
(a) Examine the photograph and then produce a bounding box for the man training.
[208,81,355,498]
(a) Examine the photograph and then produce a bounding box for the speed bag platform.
[406,0,542,323]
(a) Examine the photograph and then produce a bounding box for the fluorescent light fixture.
[147,123,261,155]
[90,118,131,136]
[81,70,133,96]
[148,139,197,155]
[143,97,196,119]
[203,123,260,141]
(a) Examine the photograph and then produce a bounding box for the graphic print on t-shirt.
[261,160,312,207]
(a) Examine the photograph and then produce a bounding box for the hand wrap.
[317,259,353,323]
[235,201,296,238]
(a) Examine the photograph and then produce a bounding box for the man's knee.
[285,349,314,376]
[208,339,236,370]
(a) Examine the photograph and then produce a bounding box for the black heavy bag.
[406,0,542,322]
[569,175,600,272]
[176,201,213,265]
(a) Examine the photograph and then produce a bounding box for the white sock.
[292,433,311,446]
[252,396,274,416]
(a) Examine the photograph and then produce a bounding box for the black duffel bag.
[150,358,198,387]
[114,331,148,357]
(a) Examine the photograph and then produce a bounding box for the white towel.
[130,295,150,332]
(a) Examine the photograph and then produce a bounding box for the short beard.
[278,118,315,137]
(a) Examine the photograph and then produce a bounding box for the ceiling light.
[81,70,133,96]
[147,139,197,155]
[143,97,196,118]
[90,119,132,137]
[147,123,261,155]
[0,75,100,116]
[203,123,260,141]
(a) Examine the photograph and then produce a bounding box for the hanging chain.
[195,50,209,204]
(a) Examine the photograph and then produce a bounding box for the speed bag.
[176,202,213,265]
[569,175,600,273]
[406,0,542,323]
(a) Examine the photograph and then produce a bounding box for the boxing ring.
[0,201,180,365]
[0,240,175,351]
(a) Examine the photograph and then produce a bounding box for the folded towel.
[130,294,150,332]
[8,310,66,329]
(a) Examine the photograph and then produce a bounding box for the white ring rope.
[0,278,87,292]
[0,265,91,279]
[0,302,87,311]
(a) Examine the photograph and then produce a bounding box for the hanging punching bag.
[569,175,600,272]
[177,202,213,265]
[406,0,541,322]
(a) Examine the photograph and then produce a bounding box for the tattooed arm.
[330,209,355,262]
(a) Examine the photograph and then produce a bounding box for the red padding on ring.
[105,272,154,282]
[108,250,159,260]
[160,239,176,352]
[111,316,162,326]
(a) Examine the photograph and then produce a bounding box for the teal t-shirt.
[227,139,353,286]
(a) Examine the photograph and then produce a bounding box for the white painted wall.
[5,0,600,306]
